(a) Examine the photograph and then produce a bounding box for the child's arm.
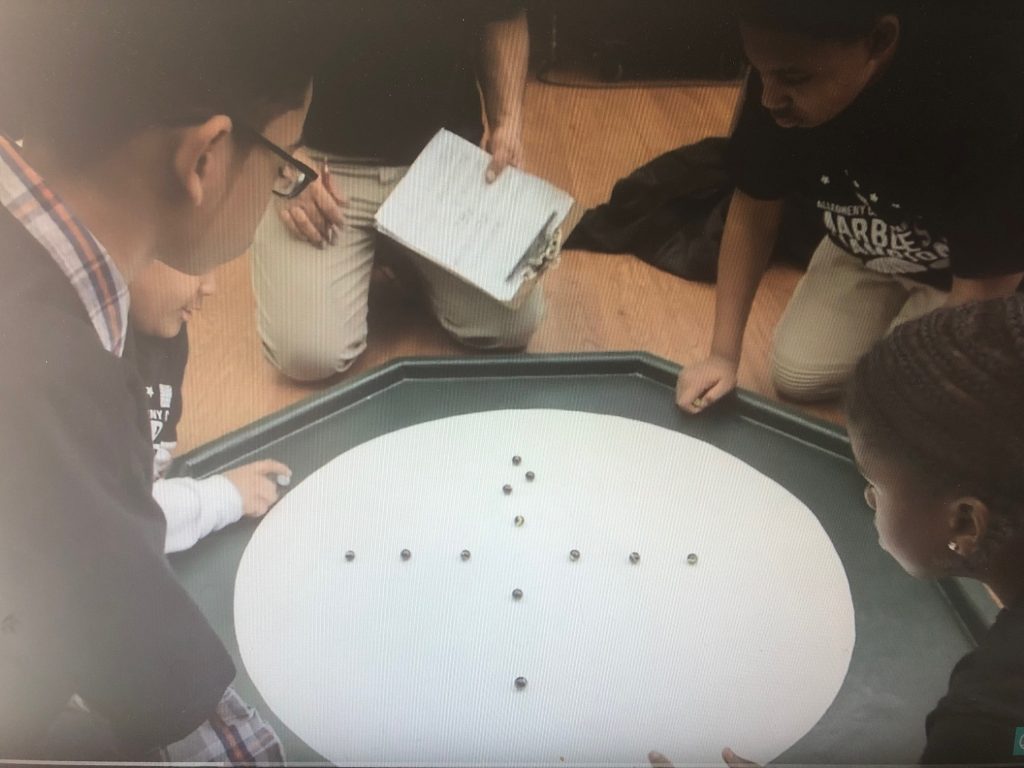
[676,190,784,413]
[154,460,290,554]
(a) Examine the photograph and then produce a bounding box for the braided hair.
[847,297,1024,557]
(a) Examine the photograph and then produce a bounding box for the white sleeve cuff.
[153,475,244,554]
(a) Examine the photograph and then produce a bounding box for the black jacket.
[566,137,822,283]
[0,207,234,759]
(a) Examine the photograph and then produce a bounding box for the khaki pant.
[771,237,947,402]
[252,154,545,382]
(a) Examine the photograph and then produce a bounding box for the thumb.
[251,459,292,480]
[485,157,502,184]
[722,747,759,767]
[648,751,674,767]
[321,163,347,205]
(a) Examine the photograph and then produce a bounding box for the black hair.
[847,297,1024,553]
[0,0,338,166]
[730,0,904,41]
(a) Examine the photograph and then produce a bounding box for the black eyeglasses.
[164,115,318,199]
[235,122,318,199]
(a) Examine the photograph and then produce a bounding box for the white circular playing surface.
[235,409,855,766]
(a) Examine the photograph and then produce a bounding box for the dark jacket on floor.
[565,137,822,283]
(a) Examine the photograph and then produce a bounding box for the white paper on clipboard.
[374,129,575,304]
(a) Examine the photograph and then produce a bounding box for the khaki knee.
[439,288,545,350]
[770,346,852,403]
[259,324,367,383]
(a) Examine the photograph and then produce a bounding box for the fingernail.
[486,170,496,183]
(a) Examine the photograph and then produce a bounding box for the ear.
[172,115,234,208]
[946,496,989,559]
[867,14,901,62]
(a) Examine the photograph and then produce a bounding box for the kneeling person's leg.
[251,164,382,382]
[771,239,908,402]
[411,254,545,350]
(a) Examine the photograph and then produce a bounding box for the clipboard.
[374,129,575,305]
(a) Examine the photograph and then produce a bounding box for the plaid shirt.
[0,135,128,356]
[2,135,284,762]
[157,687,285,765]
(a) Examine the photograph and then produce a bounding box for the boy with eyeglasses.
[0,1,331,760]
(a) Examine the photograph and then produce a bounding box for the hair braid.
[847,297,1024,549]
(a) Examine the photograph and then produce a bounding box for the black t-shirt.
[921,602,1024,764]
[301,0,522,164]
[0,208,233,758]
[132,325,188,469]
[729,4,1024,289]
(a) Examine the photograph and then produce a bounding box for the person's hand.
[721,748,760,767]
[223,460,292,519]
[278,149,348,248]
[484,122,524,183]
[675,354,739,414]
[648,748,761,767]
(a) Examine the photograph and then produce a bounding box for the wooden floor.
[177,78,840,455]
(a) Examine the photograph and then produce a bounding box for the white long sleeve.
[152,475,244,554]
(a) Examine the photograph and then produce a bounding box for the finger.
[289,207,325,247]
[249,494,274,518]
[648,751,674,767]
[278,206,304,240]
[722,747,759,767]
[701,378,736,408]
[256,479,280,506]
[320,163,349,208]
[309,178,346,228]
[250,460,292,489]
[676,376,715,414]
[485,151,511,184]
[295,198,330,240]
[249,459,292,479]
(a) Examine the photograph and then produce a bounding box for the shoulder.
[0,300,148,487]
[922,607,1024,764]
[0,300,125,405]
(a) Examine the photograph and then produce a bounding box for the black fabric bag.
[566,137,822,283]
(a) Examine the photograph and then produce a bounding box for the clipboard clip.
[506,212,563,283]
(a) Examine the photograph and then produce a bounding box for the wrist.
[709,339,742,366]
[489,114,523,134]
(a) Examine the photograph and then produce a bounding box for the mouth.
[771,112,801,128]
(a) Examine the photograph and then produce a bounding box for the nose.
[760,77,790,112]
[199,272,217,297]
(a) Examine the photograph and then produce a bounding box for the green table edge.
[171,350,999,643]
